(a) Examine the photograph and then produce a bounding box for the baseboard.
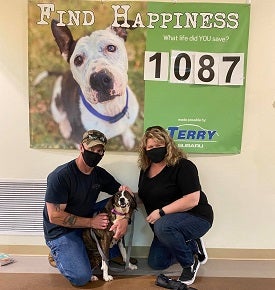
[207,248,275,260]
[1,245,275,260]
[0,245,50,256]
[133,247,275,260]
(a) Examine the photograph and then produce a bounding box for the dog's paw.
[103,274,114,282]
[59,119,72,139]
[128,263,138,270]
[91,275,99,281]
[122,128,136,149]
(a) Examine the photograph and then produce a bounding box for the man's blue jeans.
[45,198,120,286]
[148,212,211,270]
[46,229,91,286]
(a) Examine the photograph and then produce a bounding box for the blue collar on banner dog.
[80,88,129,123]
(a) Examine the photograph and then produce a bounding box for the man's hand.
[90,213,109,229]
[109,218,128,240]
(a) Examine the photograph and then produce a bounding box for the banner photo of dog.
[143,2,250,154]
[28,0,145,151]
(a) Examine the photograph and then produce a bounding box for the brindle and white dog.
[83,190,137,282]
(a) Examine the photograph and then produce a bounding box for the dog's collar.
[80,88,129,124]
[111,208,126,216]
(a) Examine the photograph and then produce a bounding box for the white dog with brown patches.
[42,20,139,149]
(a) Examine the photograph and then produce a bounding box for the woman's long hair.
[138,126,187,170]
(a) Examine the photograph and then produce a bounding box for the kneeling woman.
[137,126,214,286]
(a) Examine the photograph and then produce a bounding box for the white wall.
[1,0,275,250]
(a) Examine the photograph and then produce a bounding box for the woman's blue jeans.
[45,198,120,286]
[148,212,211,270]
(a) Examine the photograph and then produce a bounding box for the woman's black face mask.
[146,147,167,163]
[82,148,103,167]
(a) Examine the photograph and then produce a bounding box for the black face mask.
[146,147,167,163]
[82,149,103,167]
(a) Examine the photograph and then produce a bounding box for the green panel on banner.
[144,2,250,154]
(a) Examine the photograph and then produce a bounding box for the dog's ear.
[111,20,136,42]
[125,191,137,210]
[51,19,76,63]
[131,194,137,210]
[110,193,117,206]
[105,196,115,212]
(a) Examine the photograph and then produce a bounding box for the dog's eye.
[74,55,84,66]
[107,45,116,53]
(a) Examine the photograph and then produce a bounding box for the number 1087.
[144,51,245,86]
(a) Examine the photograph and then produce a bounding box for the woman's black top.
[138,158,213,225]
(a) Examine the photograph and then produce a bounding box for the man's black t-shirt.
[43,160,120,241]
[138,158,213,224]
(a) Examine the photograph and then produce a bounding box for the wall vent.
[0,179,46,235]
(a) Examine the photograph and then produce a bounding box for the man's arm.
[46,202,109,229]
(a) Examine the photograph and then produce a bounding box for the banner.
[28,1,250,153]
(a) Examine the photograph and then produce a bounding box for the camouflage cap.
[81,130,107,149]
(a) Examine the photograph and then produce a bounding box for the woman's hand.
[146,209,161,224]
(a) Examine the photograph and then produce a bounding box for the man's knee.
[68,271,91,287]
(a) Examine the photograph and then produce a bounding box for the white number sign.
[144,51,244,86]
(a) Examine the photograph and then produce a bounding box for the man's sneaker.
[195,238,208,265]
[178,255,200,285]
[48,253,57,268]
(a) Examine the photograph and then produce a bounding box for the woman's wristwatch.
[159,208,166,217]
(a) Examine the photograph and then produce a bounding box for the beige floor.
[1,255,275,278]
[2,257,275,290]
